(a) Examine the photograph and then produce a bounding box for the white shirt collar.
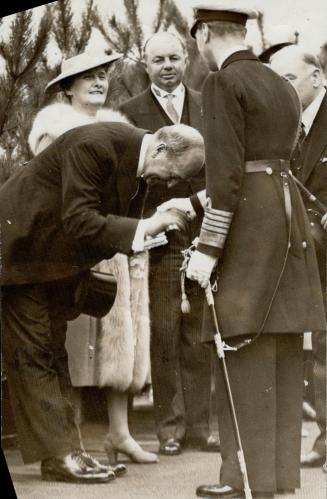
[151,82,185,122]
[302,87,326,135]
[151,82,185,98]
[218,45,247,70]
[137,133,153,177]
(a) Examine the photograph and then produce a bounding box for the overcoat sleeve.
[61,140,138,256]
[197,72,245,258]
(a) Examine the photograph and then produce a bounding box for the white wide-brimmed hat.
[46,51,123,92]
[190,1,258,38]
[259,25,298,63]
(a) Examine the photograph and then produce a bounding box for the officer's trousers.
[214,333,303,493]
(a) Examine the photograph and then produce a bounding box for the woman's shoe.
[104,435,159,464]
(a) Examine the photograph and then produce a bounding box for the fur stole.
[96,252,150,393]
[28,102,130,155]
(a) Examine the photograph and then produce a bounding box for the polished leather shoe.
[183,435,220,452]
[41,453,112,483]
[159,438,181,456]
[196,484,243,498]
[76,450,127,477]
[203,435,220,452]
[301,450,325,468]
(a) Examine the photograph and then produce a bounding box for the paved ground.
[3,418,326,499]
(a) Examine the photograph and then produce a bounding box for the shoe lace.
[71,450,90,470]
[80,451,101,467]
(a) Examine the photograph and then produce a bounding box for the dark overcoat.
[0,122,146,286]
[292,90,327,281]
[199,51,325,340]
[295,91,327,208]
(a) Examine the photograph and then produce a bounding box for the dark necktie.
[292,123,307,176]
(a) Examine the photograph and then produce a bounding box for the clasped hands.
[156,197,217,287]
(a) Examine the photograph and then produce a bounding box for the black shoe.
[159,438,181,456]
[196,484,243,498]
[183,435,220,452]
[41,453,112,483]
[203,435,220,452]
[76,450,126,477]
[301,450,325,468]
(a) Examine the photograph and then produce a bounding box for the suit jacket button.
[266,167,273,175]
[302,241,307,249]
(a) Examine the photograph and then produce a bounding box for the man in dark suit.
[120,32,217,456]
[271,45,327,471]
[161,4,326,498]
[0,121,204,482]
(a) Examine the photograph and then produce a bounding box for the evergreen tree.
[49,0,97,59]
[0,9,51,183]
[0,0,99,184]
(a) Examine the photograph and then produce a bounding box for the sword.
[205,283,253,499]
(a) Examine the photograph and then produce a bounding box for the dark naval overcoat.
[197,51,325,340]
[195,50,326,494]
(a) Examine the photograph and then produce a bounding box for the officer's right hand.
[143,209,188,237]
[157,197,196,220]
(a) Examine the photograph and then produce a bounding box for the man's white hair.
[155,124,204,159]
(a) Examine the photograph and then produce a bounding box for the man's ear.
[156,143,167,153]
[312,68,322,88]
[142,57,148,73]
[152,142,168,159]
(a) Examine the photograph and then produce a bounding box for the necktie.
[165,93,179,124]
[292,123,307,176]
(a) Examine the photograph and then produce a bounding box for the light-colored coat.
[28,102,151,392]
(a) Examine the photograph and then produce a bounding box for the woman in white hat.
[28,50,158,472]
[28,50,128,154]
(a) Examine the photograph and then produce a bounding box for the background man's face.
[144,34,187,92]
[270,54,317,109]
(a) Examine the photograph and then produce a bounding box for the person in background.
[159,2,325,497]
[270,45,327,471]
[258,24,298,64]
[1,119,204,483]
[28,49,157,475]
[120,31,219,457]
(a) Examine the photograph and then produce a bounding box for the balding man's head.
[142,32,188,92]
[270,45,324,109]
[143,124,204,188]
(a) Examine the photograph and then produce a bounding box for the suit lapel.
[142,88,173,128]
[302,93,327,184]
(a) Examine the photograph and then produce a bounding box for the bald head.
[270,45,324,109]
[143,32,188,92]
